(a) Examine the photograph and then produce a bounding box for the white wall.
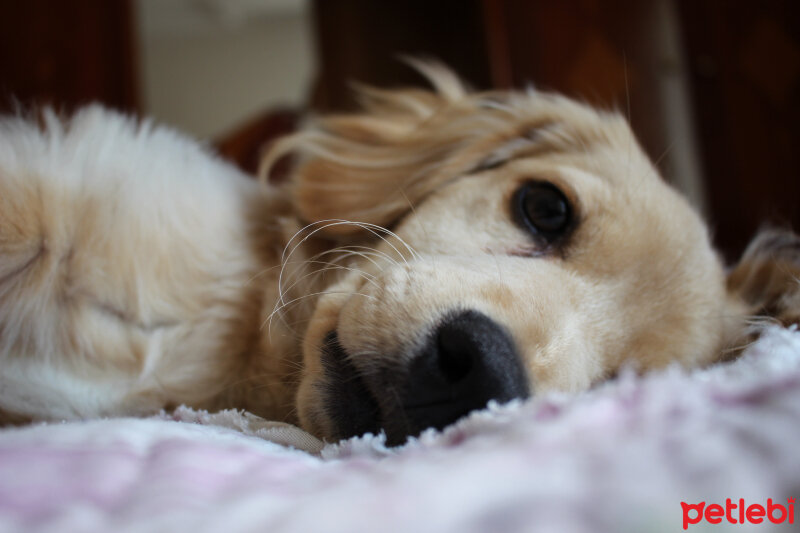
[136,0,315,140]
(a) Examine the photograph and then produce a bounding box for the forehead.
[413,94,678,215]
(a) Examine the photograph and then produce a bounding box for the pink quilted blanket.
[2,327,800,533]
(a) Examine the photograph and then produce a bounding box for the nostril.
[436,324,475,383]
[397,310,530,444]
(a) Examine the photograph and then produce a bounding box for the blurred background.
[0,0,797,261]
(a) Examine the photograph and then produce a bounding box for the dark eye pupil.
[514,182,572,241]
[524,189,568,231]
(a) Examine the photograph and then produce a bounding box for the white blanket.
[2,326,799,532]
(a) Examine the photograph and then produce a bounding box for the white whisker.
[264,291,378,334]
[269,262,379,337]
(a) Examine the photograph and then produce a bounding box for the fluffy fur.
[0,64,797,441]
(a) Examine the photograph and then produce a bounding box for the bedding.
[1,326,799,532]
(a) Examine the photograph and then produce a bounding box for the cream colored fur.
[0,65,796,439]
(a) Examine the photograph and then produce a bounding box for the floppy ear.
[258,63,477,238]
[727,228,800,333]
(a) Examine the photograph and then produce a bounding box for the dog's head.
[263,63,795,445]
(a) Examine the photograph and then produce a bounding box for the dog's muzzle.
[320,310,530,446]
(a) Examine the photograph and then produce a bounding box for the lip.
[402,400,463,410]
[317,330,415,446]
[318,331,382,441]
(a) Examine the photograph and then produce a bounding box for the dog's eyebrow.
[468,148,519,174]
[466,127,557,175]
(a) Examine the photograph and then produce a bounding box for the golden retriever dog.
[1,63,797,445]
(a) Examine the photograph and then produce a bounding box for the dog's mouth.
[318,332,383,441]
[317,310,531,446]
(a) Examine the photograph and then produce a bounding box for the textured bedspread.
[2,326,799,533]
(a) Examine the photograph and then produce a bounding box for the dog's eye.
[513,182,572,243]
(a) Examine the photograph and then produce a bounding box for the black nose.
[397,310,530,443]
[320,310,530,446]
